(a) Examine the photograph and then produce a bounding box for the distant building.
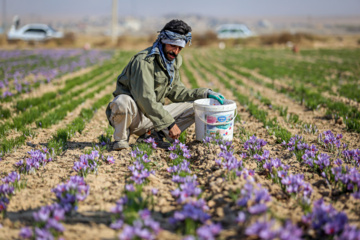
[216,24,253,39]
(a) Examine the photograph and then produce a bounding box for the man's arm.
[129,58,175,131]
[167,75,209,102]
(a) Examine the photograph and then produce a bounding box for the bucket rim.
[194,98,237,110]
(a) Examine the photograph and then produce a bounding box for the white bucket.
[194,98,237,141]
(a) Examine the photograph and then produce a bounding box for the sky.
[3,0,360,21]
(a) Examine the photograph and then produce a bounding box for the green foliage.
[98,124,114,145]
[0,106,11,119]
[179,130,187,144]
[181,59,199,88]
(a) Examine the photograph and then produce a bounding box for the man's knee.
[110,94,134,112]
[109,95,136,125]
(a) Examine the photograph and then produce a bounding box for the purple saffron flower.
[19,227,33,238]
[196,223,222,240]
[249,203,268,215]
[106,156,115,164]
[278,221,303,240]
[34,228,53,239]
[46,218,64,232]
[125,184,135,192]
[2,171,20,183]
[151,188,158,195]
[245,220,277,240]
[236,211,246,223]
[170,153,178,160]
[110,219,124,230]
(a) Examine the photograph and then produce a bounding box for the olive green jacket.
[108,47,209,131]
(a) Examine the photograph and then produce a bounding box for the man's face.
[163,44,183,61]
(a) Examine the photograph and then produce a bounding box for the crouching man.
[106,19,224,150]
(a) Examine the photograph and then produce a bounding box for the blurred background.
[1,0,360,49]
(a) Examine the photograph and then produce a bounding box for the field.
[1,46,360,240]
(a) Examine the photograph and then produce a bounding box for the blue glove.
[207,90,225,104]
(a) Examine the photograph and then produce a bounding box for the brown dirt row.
[2,70,116,143]
[2,66,109,118]
[0,66,96,112]
[225,53,360,112]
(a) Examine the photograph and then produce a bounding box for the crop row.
[0,52,133,157]
[0,49,114,101]
[223,48,359,97]
[212,51,360,133]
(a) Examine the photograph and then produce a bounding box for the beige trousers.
[108,95,195,142]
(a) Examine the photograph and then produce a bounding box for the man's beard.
[164,50,177,61]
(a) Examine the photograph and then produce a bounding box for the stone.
[336,117,343,125]
[216,207,224,218]
[208,200,216,208]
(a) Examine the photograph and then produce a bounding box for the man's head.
[161,19,192,35]
[159,19,192,61]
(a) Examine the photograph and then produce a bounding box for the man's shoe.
[113,140,130,150]
[137,130,171,150]
[136,130,152,143]
[151,131,171,150]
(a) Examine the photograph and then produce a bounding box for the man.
[106,19,224,150]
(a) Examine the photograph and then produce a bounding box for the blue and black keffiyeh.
[148,30,192,85]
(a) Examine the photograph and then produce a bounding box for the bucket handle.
[194,107,238,126]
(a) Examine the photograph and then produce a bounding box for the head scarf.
[148,30,192,85]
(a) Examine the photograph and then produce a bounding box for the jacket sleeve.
[129,58,175,131]
[167,72,209,102]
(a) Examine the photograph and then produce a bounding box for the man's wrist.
[167,121,176,130]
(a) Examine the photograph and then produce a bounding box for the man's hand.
[207,90,225,104]
[169,123,181,139]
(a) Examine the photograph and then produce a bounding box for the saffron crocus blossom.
[236,211,246,223]
[236,181,271,215]
[216,145,249,180]
[118,209,161,240]
[171,180,202,204]
[342,149,360,167]
[336,225,360,239]
[246,219,302,240]
[19,227,33,238]
[244,135,267,156]
[51,176,89,211]
[168,140,192,160]
[245,219,277,239]
[331,166,360,196]
[105,156,115,164]
[318,130,344,152]
[303,199,349,237]
[1,171,20,183]
[278,220,303,240]
[73,150,102,177]
[14,148,53,174]
[144,137,157,149]
[167,160,192,175]
[196,223,222,240]
[0,184,14,213]
[151,188,158,195]
[172,200,210,223]
[21,203,66,240]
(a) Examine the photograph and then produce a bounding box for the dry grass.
[0,31,359,50]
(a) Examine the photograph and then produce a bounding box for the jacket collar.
[144,46,182,71]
